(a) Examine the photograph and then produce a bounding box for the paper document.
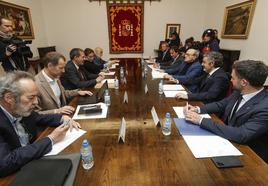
[174,118,242,158]
[103,71,115,76]
[173,107,211,119]
[145,59,155,64]
[45,129,86,156]
[110,64,119,69]
[102,79,115,84]
[164,90,187,98]
[163,84,185,91]
[152,70,167,79]
[73,103,108,120]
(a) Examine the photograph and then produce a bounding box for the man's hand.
[6,44,16,56]
[61,115,81,132]
[175,92,188,99]
[48,124,70,144]
[184,110,202,125]
[183,104,198,115]
[78,90,93,96]
[96,75,105,83]
[55,106,75,115]
[164,74,172,79]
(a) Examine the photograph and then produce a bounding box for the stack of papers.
[73,103,108,120]
[164,90,187,98]
[163,84,185,91]
[173,107,211,119]
[102,79,115,84]
[45,129,86,156]
[174,118,242,158]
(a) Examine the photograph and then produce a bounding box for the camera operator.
[0,16,33,72]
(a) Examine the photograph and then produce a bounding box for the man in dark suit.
[164,49,203,93]
[184,60,268,162]
[93,47,118,70]
[159,46,183,70]
[0,71,80,177]
[156,41,172,63]
[61,48,104,90]
[176,51,229,103]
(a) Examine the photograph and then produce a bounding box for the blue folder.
[174,118,215,136]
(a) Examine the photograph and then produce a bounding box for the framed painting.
[165,24,180,40]
[221,0,256,39]
[0,0,34,39]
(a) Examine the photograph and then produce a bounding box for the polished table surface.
[2,58,268,186]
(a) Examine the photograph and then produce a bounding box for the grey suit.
[35,71,79,114]
[199,90,268,162]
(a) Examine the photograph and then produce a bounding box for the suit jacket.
[61,60,97,90]
[187,68,229,103]
[35,71,79,114]
[0,108,62,177]
[199,90,268,162]
[169,61,203,93]
[156,49,172,63]
[160,55,183,70]
[83,60,102,75]
[93,56,106,69]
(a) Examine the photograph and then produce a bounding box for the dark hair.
[203,51,223,68]
[84,48,94,56]
[185,37,194,44]
[42,52,65,67]
[202,29,215,40]
[232,60,268,87]
[69,48,83,60]
[170,46,180,53]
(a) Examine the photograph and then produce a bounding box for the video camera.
[1,37,32,57]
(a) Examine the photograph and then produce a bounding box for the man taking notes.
[184,60,268,162]
[0,71,80,177]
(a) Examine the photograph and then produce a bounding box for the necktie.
[229,94,243,120]
[14,118,29,146]
[78,68,85,81]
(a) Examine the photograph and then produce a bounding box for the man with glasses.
[61,48,104,90]
[164,49,203,93]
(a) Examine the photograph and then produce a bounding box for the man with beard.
[0,71,81,177]
[184,60,268,163]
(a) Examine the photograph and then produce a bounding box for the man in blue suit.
[184,60,268,162]
[0,71,80,177]
[164,49,203,93]
[175,51,229,103]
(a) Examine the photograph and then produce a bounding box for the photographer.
[0,16,33,72]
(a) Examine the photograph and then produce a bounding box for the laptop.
[77,80,108,105]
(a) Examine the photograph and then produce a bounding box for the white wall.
[5,0,48,56]
[205,0,268,84]
[40,0,208,60]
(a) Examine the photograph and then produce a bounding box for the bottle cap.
[165,112,170,117]
[82,139,89,147]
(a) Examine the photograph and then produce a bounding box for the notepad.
[163,84,185,91]
[164,90,187,98]
[173,107,211,119]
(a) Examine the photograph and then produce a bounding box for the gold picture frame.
[221,0,256,39]
[165,24,181,40]
[0,0,35,39]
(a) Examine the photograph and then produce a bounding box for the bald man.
[93,47,118,69]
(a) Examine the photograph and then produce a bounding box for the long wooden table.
[2,58,268,186]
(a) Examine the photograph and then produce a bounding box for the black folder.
[78,104,102,115]
[9,159,72,186]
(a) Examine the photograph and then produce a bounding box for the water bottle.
[159,80,163,94]
[144,64,148,74]
[80,139,94,170]
[104,89,111,106]
[162,112,171,136]
[141,58,145,69]
[120,67,124,78]
[114,76,119,89]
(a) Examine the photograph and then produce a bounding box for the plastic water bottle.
[144,64,148,74]
[159,80,163,94]
[162,113,171,136]
[104,89,111,106]
[120,67,124,78]
[114,76,119,89]
[80,139,94,170]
